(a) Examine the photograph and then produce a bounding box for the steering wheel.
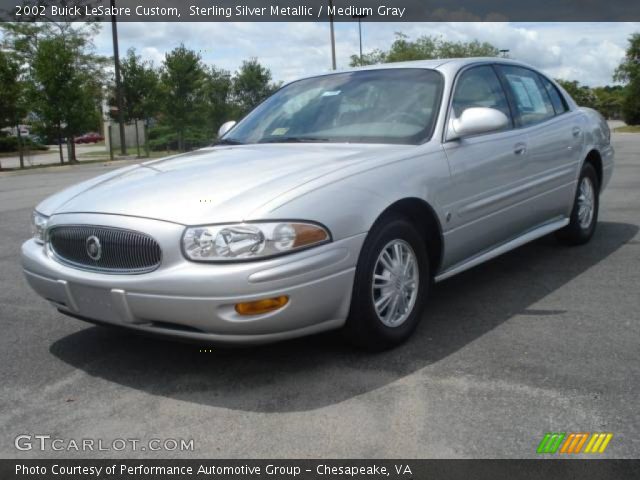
[385,111,424,126]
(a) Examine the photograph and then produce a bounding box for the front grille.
[48,225,162,274]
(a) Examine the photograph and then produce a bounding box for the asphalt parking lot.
[0,134,638,459]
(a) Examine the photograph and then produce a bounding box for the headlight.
[31,211,48,244]
[182,221,330,261]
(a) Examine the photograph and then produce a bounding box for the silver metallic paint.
[22,58,614,344]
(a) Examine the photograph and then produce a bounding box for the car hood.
[39,143,407,225]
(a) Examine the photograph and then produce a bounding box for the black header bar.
[1,0,640,22]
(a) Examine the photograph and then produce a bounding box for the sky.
[69,22,640,86]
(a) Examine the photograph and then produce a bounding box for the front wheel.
[344,215,429,351]
[556,163,599,245]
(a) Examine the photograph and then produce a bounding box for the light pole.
[352,14,367,64]
[328,0,336,70]
[499,49,510,58]
[111,0,126,155]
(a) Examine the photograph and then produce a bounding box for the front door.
[441,64,530,268]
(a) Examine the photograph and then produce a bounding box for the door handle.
[514,144,527,155]
[572,127,582,137]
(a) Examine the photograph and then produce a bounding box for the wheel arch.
[584,149,603,191]
[374,197,444,275]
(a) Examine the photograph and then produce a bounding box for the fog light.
[235,296,289,315]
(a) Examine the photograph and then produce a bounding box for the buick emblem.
[85,235,102,261]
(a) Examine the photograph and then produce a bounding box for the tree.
[555,79,598,109]
[119,48,160,156]
[350,33,499,67]
[160,44,206,151]
[1,20,102,70]
[202,66,233,135]
[232,58,278,118]
[553,80,624,119]
[614,33,640,125]
[592,86,624,120]
[31,36,102,164]
[150,54,277,151]
[0,49,27,168]
[2,20,107,163]
[0,23,44,68]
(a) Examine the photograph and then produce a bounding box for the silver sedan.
[21,58,614,350]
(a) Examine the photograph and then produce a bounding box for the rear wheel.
[344,215,429,351]
[556,163,599,245]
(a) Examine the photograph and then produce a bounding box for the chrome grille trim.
[48,225,162,274]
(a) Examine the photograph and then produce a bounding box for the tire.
[344,215,429,351]
[556,162,599,245]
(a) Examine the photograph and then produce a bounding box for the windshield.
[224,69,444,145]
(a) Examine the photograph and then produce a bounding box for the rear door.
[495,65,582,225]
[441,64,531,267]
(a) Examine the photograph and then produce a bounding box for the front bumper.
[21,213,364,345]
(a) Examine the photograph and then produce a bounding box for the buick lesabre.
[22,58,614,350]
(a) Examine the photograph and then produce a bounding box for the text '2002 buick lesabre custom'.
[22,58,613,350]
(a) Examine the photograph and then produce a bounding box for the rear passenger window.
[452,65,512,130]
[539,76,568,115]
[498,65,555,127]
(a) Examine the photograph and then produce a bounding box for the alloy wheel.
[577,176,595,229]
[371,239,419,327]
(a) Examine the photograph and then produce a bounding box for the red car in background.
[74,132,104,144]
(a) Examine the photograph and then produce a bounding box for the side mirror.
[218,120,237,138]
[447,107,509,141]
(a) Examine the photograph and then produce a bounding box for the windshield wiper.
[213,138,244,146]
[259,136,330,144]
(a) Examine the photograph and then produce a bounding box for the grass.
[146,150,180,159]
[79,151,112,158]
[79,149,179,160]
[0,158,135,173]
[614,125,640,133]
[0,149,182,173]
[0,148,50,158]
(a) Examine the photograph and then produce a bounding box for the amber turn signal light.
[235,296,289,315]
[292,223,329,248]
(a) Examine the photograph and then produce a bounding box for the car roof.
[293,57,534,82]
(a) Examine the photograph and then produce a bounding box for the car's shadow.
[50,221,638,412]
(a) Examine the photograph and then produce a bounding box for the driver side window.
[452,65,513,130]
